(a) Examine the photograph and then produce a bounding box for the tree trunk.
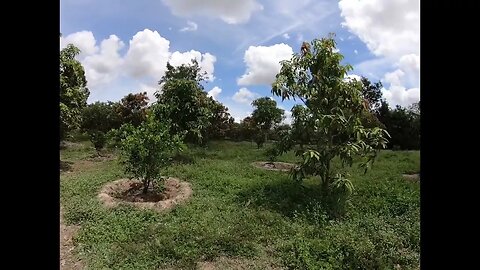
[142,179,150,194]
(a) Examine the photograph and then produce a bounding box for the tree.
[239,116,258,145]
[272,34,389,215]
[206,99,234,140]
[375,101,420,150]
[60,44,90,141]
[120,115,184,194]
[290,105,313,149]
[154,60,212,145]
[359,77,385,129]
[251,97,284,147]
[81,101,122,153]
[116,92,149,127]
[360,76,383,112]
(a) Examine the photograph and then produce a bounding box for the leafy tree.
[251,97,284,147]
[60,44,90,141]
[358,77,385,129]
[155,60,212,145]
[272,34,389,215]
[116,92,149,127]
[206,99,234,140]
[239,116,259,144]
[81,101,122,152]
[120,115,184,194]
[360,76,383,112]
[290,105,314,150]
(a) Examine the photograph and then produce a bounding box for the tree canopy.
[60,44,90,140]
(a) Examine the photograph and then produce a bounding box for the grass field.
[60,139,420,270]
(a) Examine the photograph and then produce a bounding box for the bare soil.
[98,178,192,213]
[60,206,84,270]
[403,173,420,181]
[252,161,297,172]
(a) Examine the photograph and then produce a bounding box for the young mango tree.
[272,34,389,214]
[155,60,213,146]
[251,97,284,148]
[81,101,121,154]
[120,114,184,194]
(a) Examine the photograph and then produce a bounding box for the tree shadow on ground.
[171,152,196,165]
[60,160,74,172]
[235,178,327,221]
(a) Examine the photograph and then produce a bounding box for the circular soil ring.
[252,161,297,172]
[98,178,192,213]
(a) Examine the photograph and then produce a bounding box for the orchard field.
[60,138,419,270]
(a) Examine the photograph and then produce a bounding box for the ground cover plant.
[60,139,419,270]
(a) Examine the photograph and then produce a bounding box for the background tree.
[239,116,259,145]
[375,101,420,150]
[290,105,313,150]
[154,60,212,145]
[81,101,121,153]
[206,100,234,140]
[60,44,90,141]
[360,76,383,112]
[120,115,184,194]
[116,92,149,127]
[272,34,389,215]
[251,97,284,147]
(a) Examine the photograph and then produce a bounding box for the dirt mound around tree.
[252,161,297,172]
[98,178,192,213]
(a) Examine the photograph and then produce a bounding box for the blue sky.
[60,0,419,123]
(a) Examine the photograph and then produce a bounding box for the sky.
[60,0,420,124]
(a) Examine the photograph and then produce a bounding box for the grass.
[60,140,420,270]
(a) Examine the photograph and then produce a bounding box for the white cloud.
[237,43,293,86]
[232,88,258,105]
[339,0,419,58]
[82,35,124,87]
[283,33,290,39]
[124,29,172,79]
[344,74,362,82]
[180,21,198,32]
[283,110,292,125]
[138,83,160,104]
[382,86,419,108]
[207,86,222,100]
[339,0,420,107]
[162,0,263,24]
[60,29,216,103]
[60,31,98,58]
[169,50,216,81]
[354,49,358,54]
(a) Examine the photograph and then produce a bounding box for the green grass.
[61,140,420,270]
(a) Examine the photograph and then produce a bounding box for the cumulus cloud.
[180,21,198,32]
[124,29,172,79]
[162,0,263,24]
[382,86,419,108]
[169,50,216,81]
[354,49,358,54]
[339,0,419,58]
[232,88,258,105]
[60,31,98,58]
[237,43,293,86]
[60,29,216,103]
[82,35,124,87]
[339,0,420,107]
[283,33,290,39]
[207,86,222,100]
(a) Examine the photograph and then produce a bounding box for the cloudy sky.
[60,0,419,123]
